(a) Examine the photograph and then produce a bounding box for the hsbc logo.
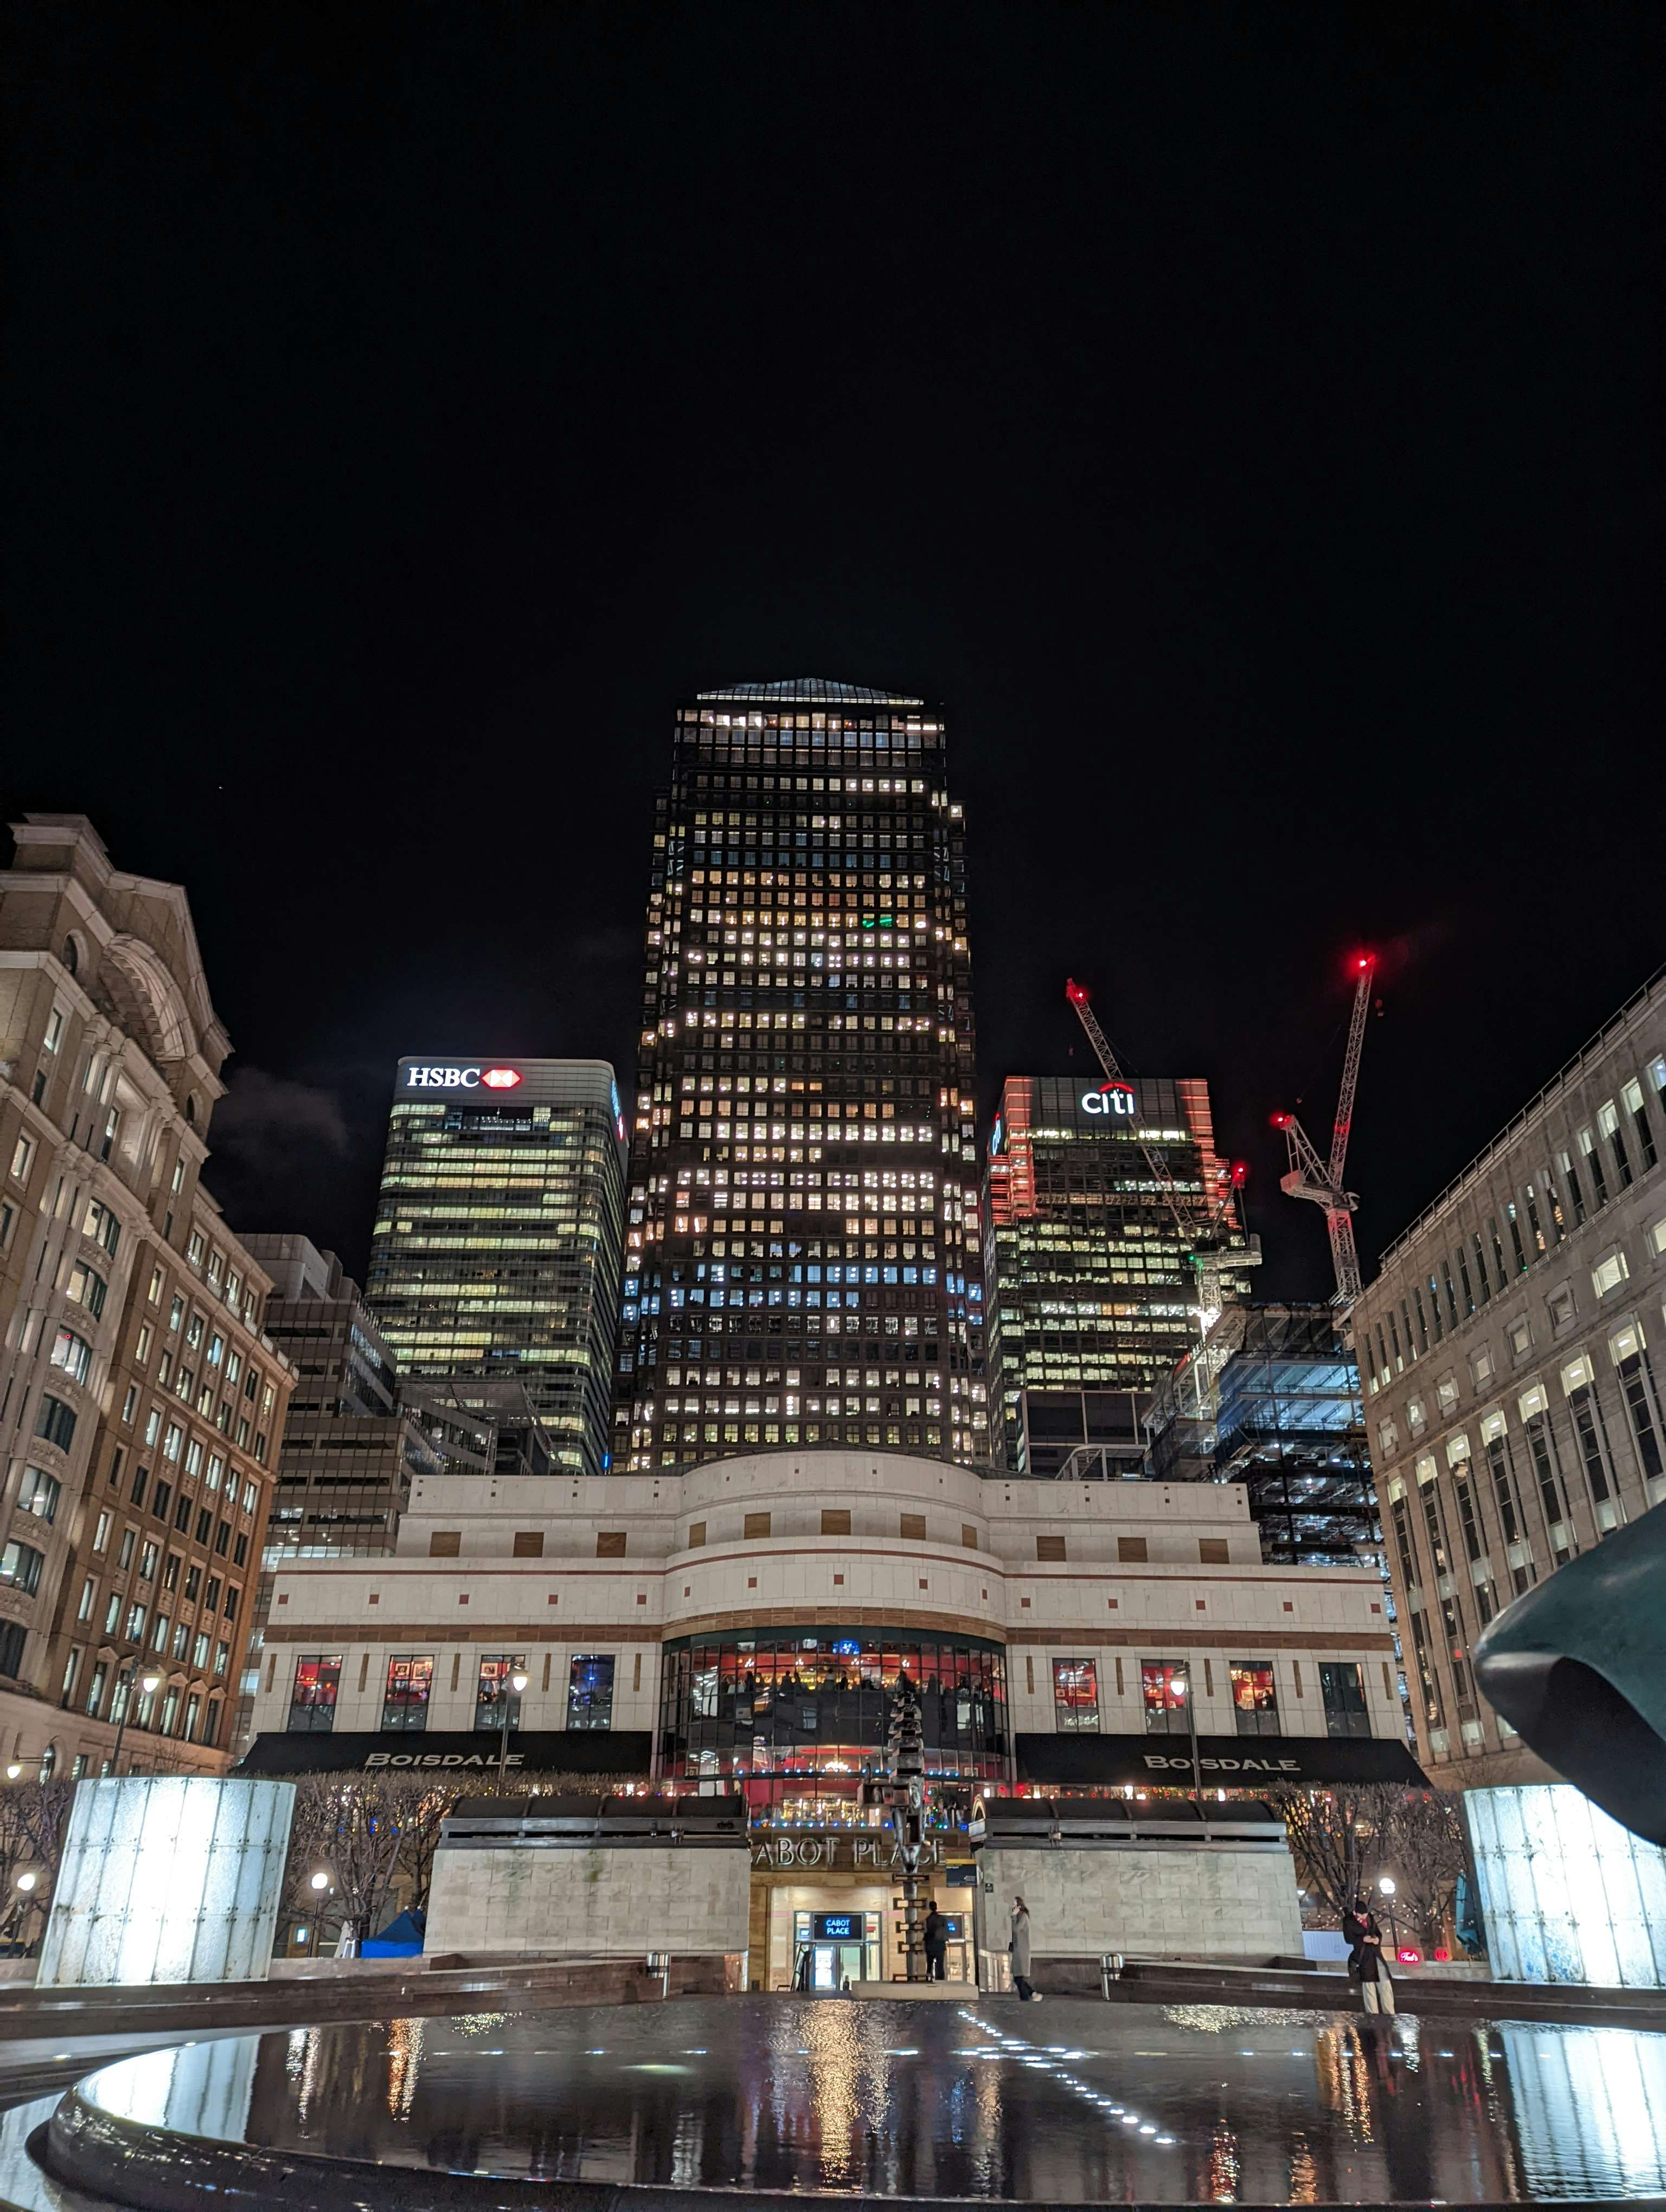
[403,1065,523,1092]
[1081,1081,1136,1117]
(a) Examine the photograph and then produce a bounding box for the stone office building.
[0,816,291,1779]
[240,1443,1417,1979]
[1354,969,1666,1795]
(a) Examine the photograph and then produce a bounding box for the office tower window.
[289,1654,342,1733]
[1141,1659,1189,1736]
[568,1654,615,1730]
[1319,1661,1369,1738]
[476,1653,527,1731]
[1230,1661,1279,1735]
[1052,1658,1099,1732]
[382,1655,433,1732]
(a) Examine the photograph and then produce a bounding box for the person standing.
[1009,1895,1041,2002]
[1343,1895,1396,2015]
[923,1904,948,1982]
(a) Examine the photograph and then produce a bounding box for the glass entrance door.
[794,1909,879,1987]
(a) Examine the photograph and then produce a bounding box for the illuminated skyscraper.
[366,1057,625,1477]
[613,679,988,1469]
[984,1072,1257,1473]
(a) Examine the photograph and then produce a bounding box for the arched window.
[185,1095,197,1126]
[37,1742,57,1783]
[62,936,79,976]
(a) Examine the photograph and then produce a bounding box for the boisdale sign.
[237,1731,655,1778]
[1015,1732,1430,1790]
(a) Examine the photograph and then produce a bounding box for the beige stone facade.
[1354,970,1666,1794]
[249,1446,1399,1745]
[0,816,292,1778]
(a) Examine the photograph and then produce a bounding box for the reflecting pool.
[72,1995,1666,2204]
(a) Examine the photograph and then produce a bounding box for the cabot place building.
[241,1443,1417,1984]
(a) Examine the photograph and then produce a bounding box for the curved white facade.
[249,1446,1398,1754]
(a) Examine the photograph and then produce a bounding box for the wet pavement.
[73,1994,1666,2203]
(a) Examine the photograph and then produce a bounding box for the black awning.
[1015,1730,1429,1790]
[236,1728,653,1778]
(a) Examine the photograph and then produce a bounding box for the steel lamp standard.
[1168,1673,1210,1840]
[108,1666,162,1776]
[1377,1874,1400,1953]
[498,1670,530,1784]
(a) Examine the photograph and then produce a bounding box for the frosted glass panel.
[37,1778,294,1986]
[1465,1785,1666,1989]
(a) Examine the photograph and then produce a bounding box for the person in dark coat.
[1009,1896,1040,2002]
[1343,1895,1396,2014]
[923,1904,948,1981]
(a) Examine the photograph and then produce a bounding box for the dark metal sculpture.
[1473,1497,1666,1846]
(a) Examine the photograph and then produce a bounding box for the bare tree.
[1381,1789,1466,1951]
[394,1779,458,1916]
[0,1780,75,1946]
[276,1768,655,1945]
[1267,1784,1396,1921]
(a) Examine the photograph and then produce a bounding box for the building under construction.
[1144,1303,1379,1568]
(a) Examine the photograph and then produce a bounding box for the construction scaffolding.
[1144,1304,1380,1568]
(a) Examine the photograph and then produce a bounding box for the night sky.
[5,5,1660,1303]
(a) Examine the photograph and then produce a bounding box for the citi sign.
[1081,1081,1136,1118]
[403,1065,523,1091]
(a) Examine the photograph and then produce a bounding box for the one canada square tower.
[612,679,988,1471]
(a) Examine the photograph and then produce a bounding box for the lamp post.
[498,1670,529,1784]
[109,1665,162,1776]
[1377,1874,1399,1954]
[1169,1670,1209,1840]
[1,1869,40,1954]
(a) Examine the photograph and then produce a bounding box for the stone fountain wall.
[426,1838,752,1958]
[981,1838,1303,1963]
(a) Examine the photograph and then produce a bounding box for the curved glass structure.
[659,1628,1007,1813]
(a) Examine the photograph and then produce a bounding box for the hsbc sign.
[402,1064,523,1092]
[1081,1081,1136,1118]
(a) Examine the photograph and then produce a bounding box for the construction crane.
[1273,953,1377,1307]
[1065,978,1251,1330]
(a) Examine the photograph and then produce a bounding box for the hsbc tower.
[366,1058,627,1477]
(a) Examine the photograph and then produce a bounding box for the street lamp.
[110,1666,162,1776]
[309,1870,330,1893]
[3,1765,20,1782]
[1377,1874,1399,1952]
[1168,1672,1209,1839]
[498,1670,529,1784]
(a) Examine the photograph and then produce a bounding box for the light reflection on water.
[75,1996,1666,2203]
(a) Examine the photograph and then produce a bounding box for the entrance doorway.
[793,1908,879,1988]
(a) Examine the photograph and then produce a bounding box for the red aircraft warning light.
[480,1068,523,1090]
[1065,978,1090,1007]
